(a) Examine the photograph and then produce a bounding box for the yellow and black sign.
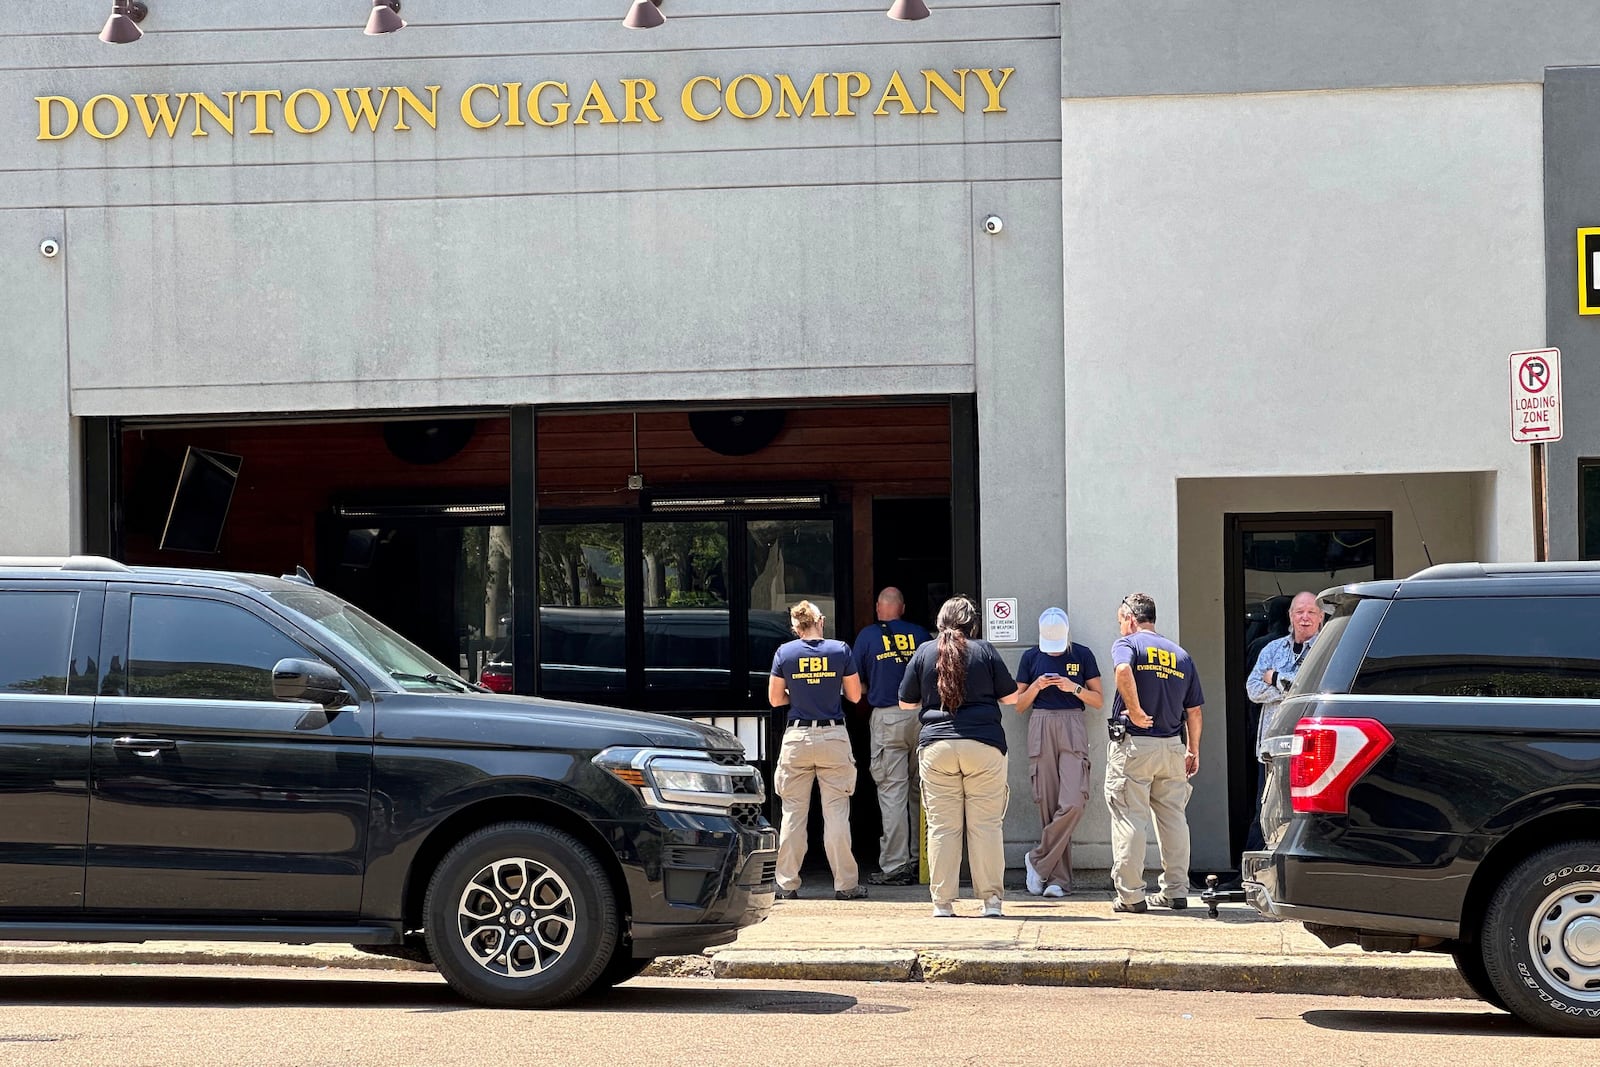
[1579,228,1600,315]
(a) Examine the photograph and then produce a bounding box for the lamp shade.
[99,2,146,44]
[622,1,665,29]
[887,0,931,20]
[365,1,406,35]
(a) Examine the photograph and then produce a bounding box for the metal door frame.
[1220,511,1393,865]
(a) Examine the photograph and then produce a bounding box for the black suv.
[1245,562,1600,1035]
[0,557,775,1007]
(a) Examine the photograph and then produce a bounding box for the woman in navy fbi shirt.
[768,600,866,900]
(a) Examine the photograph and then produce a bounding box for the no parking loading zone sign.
[1509,348,1562,444]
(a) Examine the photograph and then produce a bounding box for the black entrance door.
[1221,513,1393,865]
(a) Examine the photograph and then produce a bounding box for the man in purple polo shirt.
[1106,592,1204,914]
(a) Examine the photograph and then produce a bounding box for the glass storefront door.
[319,517,512,690]
[535,511,846,714]
[643,520,733,702]
[537,522,627,700]
[747,518,837,703]
[1222,513,1393,863]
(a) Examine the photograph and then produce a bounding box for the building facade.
[2,1,1592,875]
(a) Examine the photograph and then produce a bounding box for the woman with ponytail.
[897,595,1019,917]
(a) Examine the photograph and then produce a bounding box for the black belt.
[789,718,843,727]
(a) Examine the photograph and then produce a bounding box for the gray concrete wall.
[2,1,1060,418]
[1062,83,1542,869]
[1064,1,1600,98]
[1543,67,1600,559]
[0,209,75,553]
[2,5,1067,845]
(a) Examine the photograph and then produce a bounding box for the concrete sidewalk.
[0,884,1473,1000]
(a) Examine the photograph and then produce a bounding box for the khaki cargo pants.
[1104,734,1192,904]
[869,705,922,873]
[774,724,860,893]
[918,739,1008,907]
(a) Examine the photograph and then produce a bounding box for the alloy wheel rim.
[1530,878,1600,1001]
[457,857,576,979]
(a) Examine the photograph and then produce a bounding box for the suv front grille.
[731,803,766,830]
[706,750,746,767]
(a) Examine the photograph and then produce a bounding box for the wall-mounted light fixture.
[365,0,405,35]
[887,0,931,21]
[99,0,148,44]
[623,1,664,29]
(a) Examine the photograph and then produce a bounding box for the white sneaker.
[933,902,956,918]
[982,897,1004,918]
[1024,853,1044,895]
[1042,884,1066,899]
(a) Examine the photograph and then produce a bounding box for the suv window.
[1351,596,1600,699]
[0,591,79,695]
[129,595,312,701]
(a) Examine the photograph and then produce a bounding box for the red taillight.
[1289,717,1394,815]
[479,667,513,694]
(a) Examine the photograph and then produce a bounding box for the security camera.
[982,215,1004,235]
[39,238,60,259]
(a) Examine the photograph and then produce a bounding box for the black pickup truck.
[1245,562,1600,1035]
[0,557,775,1007]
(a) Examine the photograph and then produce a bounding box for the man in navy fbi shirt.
[851,587,931,885]
[1106,592,1205,914]
[770,600,865,900]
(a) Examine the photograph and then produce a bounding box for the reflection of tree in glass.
[460,528,511,626]
[643,523,728,608]
[6,676,68,696]
[746,520,833,617]
[457,525,514,680]
[131,665,274,701]
[539,525,624,607]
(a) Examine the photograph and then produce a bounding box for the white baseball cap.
[1038,607,1070,654]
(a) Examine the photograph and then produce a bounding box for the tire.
[1481,841,1600,1036]
[423,821,618,1009]
[1449,941,1507,1011]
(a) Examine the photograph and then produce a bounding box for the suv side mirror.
[272,658,350,709]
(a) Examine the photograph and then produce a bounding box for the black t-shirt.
[898,636,1016,754]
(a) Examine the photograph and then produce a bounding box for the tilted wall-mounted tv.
[158,447,243,553]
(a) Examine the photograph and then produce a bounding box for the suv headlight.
[593,747,765,815]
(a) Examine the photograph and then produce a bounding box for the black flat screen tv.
[158,447,242,553]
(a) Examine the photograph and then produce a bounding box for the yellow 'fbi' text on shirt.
[793,657,838,685]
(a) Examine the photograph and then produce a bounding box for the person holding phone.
[1014,607,1103,897]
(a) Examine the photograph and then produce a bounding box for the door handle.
[113,737,177,758]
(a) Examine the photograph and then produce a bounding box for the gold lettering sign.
[35,68,1015,142]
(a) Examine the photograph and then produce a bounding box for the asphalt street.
[0,965,1589,1066]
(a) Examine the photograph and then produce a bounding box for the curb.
[0,945,1474,1000]
[919,950,1129,987]
[1122,952,1473,1000]
[698,948,1471,1000]
[710,949,919,983]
